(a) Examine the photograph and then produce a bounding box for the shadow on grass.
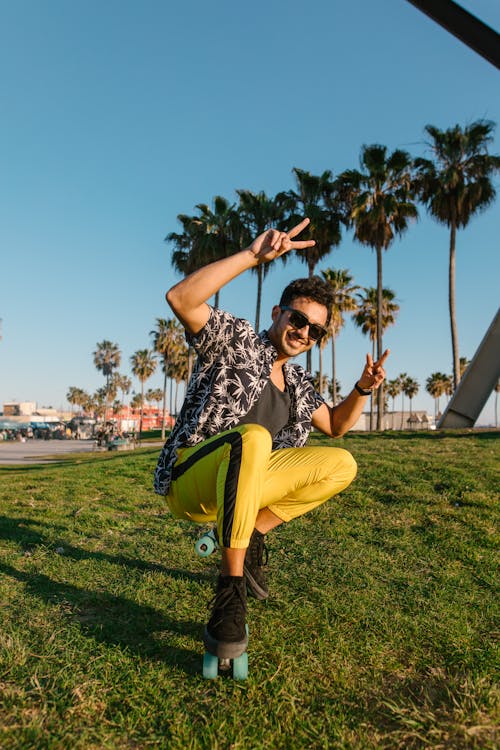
[0,560,202,676]
[0,514,213,583]
[0,446,159,471]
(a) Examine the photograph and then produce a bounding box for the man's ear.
[271,305,281,325]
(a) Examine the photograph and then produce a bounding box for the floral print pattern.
[154,307,324,495]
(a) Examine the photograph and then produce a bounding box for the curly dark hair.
[279,277,334,326]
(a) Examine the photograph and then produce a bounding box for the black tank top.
[239,379,291,438]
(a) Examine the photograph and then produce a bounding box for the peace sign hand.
[249,218,316,264]
[358,349,390,392]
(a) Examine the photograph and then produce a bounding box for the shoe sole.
[203,627,248,659]
[243,564,269,600]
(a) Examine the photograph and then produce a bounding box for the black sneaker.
[244,529,269,600]
[203,575,248,659]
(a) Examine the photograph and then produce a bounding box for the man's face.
[268,296,328,359]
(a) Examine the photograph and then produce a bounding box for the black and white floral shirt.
[153,307,325,495]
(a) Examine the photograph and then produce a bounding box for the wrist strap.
[354,381,372,396]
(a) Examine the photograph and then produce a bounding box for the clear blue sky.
[1,0,499,424]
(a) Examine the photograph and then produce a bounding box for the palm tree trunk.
[331,336,337,404]
[306,259,315,372]
[376,244,384,430]
[139,383,144,441]
[255,264,263,332]
[449,220,460,390]
[319,346,324,397]
[161,365,168,440]
[370,338,376,431]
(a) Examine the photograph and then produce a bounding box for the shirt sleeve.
[186,307,242,365]
[297,367,325,411]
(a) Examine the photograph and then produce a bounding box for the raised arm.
[166,219,315,334]
[312,350,390,437]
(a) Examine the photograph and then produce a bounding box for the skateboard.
[202,626,249,680]
[195,528,249,680]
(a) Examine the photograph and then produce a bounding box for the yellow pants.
[166,424,357,549]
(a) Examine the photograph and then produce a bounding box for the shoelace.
[250,535,268,568]
[208,580,247,617]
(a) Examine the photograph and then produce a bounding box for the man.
[154,218,388,662]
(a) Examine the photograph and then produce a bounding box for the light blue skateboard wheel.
[202,651,219,679]
[232,651,248,680]
[195,529,218,557]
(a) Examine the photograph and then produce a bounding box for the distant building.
[349,410,434,431]
[3,401,37,416]
[103,403,174,431]
[1,399,173,432]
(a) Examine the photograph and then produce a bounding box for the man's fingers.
[290,240,316,249]
[269,229,284,250]
[375,349,390,367]
[366,353,373,367]
[287,217,310,239]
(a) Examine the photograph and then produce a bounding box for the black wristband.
[354,381,372,396]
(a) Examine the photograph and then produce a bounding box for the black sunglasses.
[280,306,328,341]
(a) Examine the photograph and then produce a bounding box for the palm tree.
[112,399,123,424]
[93,340,121,422]
[150,318,184,439]
[386,378,401,429]
[354,287,399,430]
[414,120,500,389]
[146,388,164,424]
[236,189,290,331]
[167,199,239,309]
[328,379,342,403]
[288,168,343,277]
[168,340,189,416]
[167,213,199,275]
[93,341,121,388]
[338,145,417,428]
[130,349,157,438]
[191,196,240,308]
[286,168,343,371]
[321,268,359,405]
[403,377,419,428]
[115,374,132,408]
[92,387,108,422]
[426,372,448,421]
[312,371,329,399]
[66,386,87,414]
[397,373,409,430]
[440,374,454,418]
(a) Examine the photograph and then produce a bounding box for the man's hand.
[248,218,316,264]
[358,349,390,391]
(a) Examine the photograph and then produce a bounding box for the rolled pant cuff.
[221,539,251,550]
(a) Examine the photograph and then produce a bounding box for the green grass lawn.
[0,431,498,749]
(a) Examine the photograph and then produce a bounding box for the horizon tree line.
[67,119,500,433]
[166,119,500,430]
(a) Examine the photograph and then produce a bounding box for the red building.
[101,404,174,432]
